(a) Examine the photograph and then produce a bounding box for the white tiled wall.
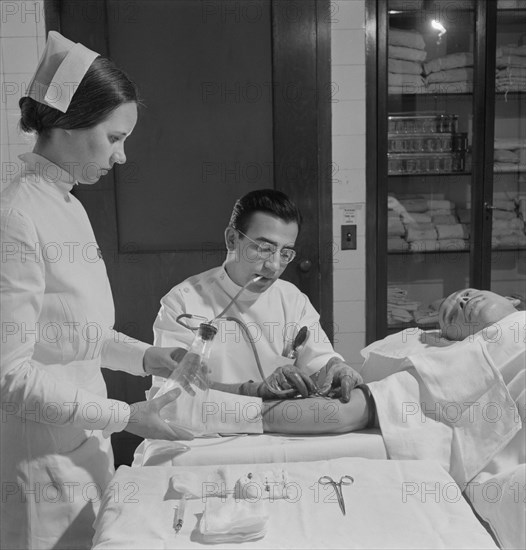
[0,0,45,189]
[331,0,367,368]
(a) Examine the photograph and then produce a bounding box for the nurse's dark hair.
[19,56,139,134]
[229,189,303,234]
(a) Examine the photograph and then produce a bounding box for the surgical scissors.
[318,475,354,515]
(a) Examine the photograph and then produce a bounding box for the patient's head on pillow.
[439,288,520,341]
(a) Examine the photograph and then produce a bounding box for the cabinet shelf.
[388,249,469,255]
[388,246,526,255]
[389,171,471,177]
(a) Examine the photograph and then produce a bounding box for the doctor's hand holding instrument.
[175,275,309,399]
[316,357,363,403]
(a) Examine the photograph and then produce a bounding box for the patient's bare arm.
[261,389,370,435]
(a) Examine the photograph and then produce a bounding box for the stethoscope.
[175,275,293,397]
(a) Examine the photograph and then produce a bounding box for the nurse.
[1,32,188,549]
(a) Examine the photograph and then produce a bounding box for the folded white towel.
[493,199,516,211]
[199,498,269,543]
[497,45,526,58]
[409,239,439,252]
[388,218,405,236]
[425,81,473,94]
[389,58,424,75]
[494,149,520,163]
[427,68,473,83]
[389,84,427,94]
[428,208,456,217]
[389,72,426,87]
[493,210,517,221]
[389,45,427,62]
[388,237,410,252]
[406,225,438,242]
[401,212,432,224]
[494,138,526,150]
[432,214,458,225]
[423,52,473,75]
[493,218,524,232]
[496,56,526,69]
[436,223,469,240]
[400,198,428,212]
[389,27,426,50]
[427,199,453,210]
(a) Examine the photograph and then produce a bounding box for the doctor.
[150,188,362,400]
[1,32,188,550]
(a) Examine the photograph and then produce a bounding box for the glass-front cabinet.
[491,4,526,299]
[366,0,526,340]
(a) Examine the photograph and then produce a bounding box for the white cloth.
[369,313,522,486]
[0,153,149,550]
[157,388,264,436]
[362,315,525,548]
[465,312,526,550]
[133,431,387,467]
[91,459,498,549]
[151,265,342,387]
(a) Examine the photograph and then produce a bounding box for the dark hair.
[229,189,303,234]
[19,56,139,134]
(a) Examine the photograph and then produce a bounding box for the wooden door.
[48,0,332,465]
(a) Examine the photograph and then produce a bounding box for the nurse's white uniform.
[0,153,149,549]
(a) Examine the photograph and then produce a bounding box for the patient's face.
[439,289,517,340]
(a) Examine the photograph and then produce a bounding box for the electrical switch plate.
[341,224,357,250]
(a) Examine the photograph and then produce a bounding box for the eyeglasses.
[236,229,296,264]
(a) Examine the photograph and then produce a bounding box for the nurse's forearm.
[261,390,369,434]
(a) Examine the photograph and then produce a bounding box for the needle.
[173,498,186,534]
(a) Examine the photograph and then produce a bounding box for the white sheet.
[92,458,498,549]
[361,313,526,549]
[133,430,387,467]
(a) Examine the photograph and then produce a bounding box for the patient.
[261,288,524,476]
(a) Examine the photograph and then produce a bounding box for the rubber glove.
[316,357,363,403]
[239,365,318,400]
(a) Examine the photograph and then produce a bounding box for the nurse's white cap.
[27,31,100,113]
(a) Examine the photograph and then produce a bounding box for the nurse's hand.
[143,346,187,378]
[125,388,194,441]
[316,358,363,403]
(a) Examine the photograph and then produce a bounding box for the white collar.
[217,262,266,306]
[19,152,76,195]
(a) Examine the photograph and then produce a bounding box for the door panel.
[51,0,332,465]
